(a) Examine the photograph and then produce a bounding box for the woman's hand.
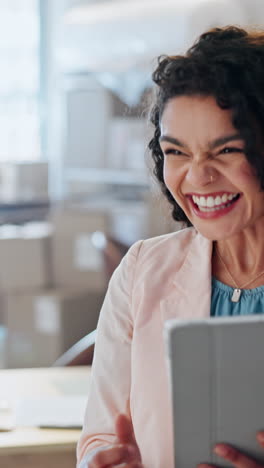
[197,431,264,468]
[85,413,143,467]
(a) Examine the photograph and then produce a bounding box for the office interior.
[0,1,263,467]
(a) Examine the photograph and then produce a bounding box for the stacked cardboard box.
[144,192,181,237]
[0,222,52,368]
[49,206,108,290]
[5,287,104,368]
[0,161,49,202]
[108,200,149,246]
[0,223,53,292]
[1,207,108,368]
[1,193,179,368]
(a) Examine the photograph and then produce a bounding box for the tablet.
[164,315,264,468]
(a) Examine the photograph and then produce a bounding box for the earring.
[210,175,214,183]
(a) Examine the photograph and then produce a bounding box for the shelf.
[65,168,149,186]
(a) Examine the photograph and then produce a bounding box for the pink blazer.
[77,227,213,468]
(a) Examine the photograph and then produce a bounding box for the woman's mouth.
[188,192,241,219]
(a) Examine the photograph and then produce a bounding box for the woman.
[77,26,264,468]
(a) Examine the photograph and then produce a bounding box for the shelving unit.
[58,73,150,198]
[64,167,149,186]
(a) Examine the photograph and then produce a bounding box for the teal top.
[211,277,264,316]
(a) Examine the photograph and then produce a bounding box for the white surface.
[15,396,87,428]
[0,400,15,431]
[0,367,91,430]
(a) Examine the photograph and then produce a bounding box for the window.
[0,0,41,161]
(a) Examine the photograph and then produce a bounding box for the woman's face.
[159,95,264,240]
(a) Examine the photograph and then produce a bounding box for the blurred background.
[0,0,263,370]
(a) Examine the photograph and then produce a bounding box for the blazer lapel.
[160,231,213,322]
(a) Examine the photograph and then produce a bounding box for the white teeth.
[199,205,225,212]
[192,193,239,209]
[200,196,207,207]
[206,196,214,208]
[199,201,233,212]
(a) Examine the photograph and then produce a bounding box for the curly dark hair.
[148,26,264,226]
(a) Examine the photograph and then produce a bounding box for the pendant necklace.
[215,248,264,303]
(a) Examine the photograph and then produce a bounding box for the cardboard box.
[144,192,181,237]
[0,222,53,293]
[4,287,105,368]
[0,161,49,202]
[49,207,108,290]
[109,200,149,246]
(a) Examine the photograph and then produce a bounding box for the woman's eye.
[164,148,185,156]
[220,147,243,154]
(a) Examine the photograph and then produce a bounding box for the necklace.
[215,248,264,302]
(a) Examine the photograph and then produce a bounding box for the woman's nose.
[185,161,217,187]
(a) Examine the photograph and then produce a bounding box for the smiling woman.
[159,95,262,240]
[77,26,264,468]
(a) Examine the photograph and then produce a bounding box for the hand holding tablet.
[197,435,264,468]
[164,315,264,468]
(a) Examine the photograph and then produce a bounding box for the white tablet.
[164,315,264,468]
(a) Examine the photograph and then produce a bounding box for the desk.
[0,366,91,468]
